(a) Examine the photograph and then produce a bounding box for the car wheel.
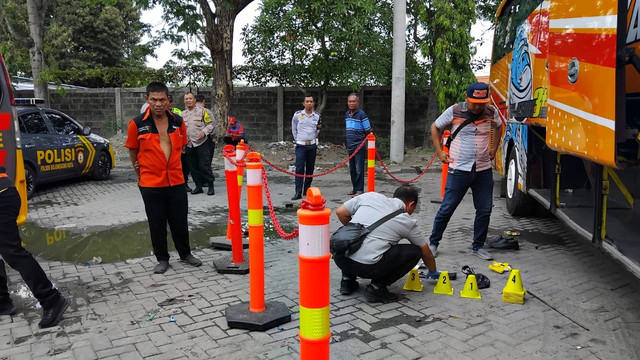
[24,164,37,199]
[93,151,111,180]
[506,149,534,216]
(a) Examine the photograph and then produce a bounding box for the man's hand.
[425,270,441,280]
[489,148,497,160]
[198,131,205,139]
[437,151,452,164]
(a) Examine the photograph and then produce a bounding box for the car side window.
[18,112,49,134]
[47,112,81,135]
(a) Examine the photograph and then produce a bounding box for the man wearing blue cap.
[428,82,502,260]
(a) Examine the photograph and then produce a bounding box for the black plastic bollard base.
[209,236,250,250]
[213,254,250,274]
[225,301,291,331]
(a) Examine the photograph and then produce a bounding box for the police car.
[17,98,115,198]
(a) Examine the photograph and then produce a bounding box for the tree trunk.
[204,0,253,136]
[26,0,48,103]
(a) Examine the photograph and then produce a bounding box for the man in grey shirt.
[334,185,439,303]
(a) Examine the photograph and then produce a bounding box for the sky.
[141,3,493,76]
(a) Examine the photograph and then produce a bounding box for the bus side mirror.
[83,126,91,136]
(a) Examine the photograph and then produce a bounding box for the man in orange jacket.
[125,82,202,274]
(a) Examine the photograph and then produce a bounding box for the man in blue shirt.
[291,95,322,200]
[345,93,372,195]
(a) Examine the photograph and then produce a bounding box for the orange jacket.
[125,109,187,188]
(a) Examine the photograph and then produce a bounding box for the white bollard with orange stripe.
[367,132,376,192]
[297,188,332,359]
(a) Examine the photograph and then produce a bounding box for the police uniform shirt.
[181,106,214,148]
[292,110,320,143]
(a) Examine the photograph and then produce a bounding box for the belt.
[296,139,317,146]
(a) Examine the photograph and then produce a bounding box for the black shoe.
[153,260,169,274]
[291,193,302,200]
[185,184,192,192]
[191,186,203,194]
[0,302,16,316]
[207,187,215,195]
[39,296,70,328]
[340,279,359,295]
[364,284,398,303]
[181,255,202,267]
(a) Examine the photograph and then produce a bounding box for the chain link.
[375,150,437,184]
[262,168,299,240]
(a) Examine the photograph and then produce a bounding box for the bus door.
[546,0,621,168]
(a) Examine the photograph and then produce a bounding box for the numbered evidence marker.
[434,271,454,295]
[502,269,525,304]
[403,269,424,292]
[460,274,481,299]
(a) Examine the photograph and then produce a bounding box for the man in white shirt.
[291,95,322,200]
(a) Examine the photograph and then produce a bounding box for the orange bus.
[0,54,28,225]
[490,0,640,275]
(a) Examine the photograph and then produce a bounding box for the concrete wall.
[15,86,433,148]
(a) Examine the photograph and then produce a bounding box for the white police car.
[17,98,115,198]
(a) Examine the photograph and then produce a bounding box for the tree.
[1,0,153,88]
[238,0,393,112]
[0,0,49,101]
[150,0,254,132]
[409,0,478,112]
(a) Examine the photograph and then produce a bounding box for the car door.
[18,110,60,183]
[45,110,88,178]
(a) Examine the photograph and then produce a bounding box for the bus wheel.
[25,164,37,199]
[506,150,533,216]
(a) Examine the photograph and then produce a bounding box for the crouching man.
[333,185,439,303]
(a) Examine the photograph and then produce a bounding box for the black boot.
[191,186,203,194]
[207,183,215,195]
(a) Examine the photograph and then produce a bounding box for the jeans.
[294,144,317,195]
[334,244,422,287]
[139,185,192,261]
[186,143,214,187]
[348,146,366,193]
[429,167,494,251]
[0,187,60,308]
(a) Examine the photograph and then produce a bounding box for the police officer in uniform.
[291,95,322,200]
[0,166,70,327]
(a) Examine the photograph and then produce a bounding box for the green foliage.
[476,0,501,22]
[410,0,478,111]
[0,0,154,87]
[238,0,393,90]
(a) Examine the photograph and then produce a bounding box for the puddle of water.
[20,222,227,263]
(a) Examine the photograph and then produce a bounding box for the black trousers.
[0,187,60,308]
[333,244,422,287]
[181,153,190,183]
[294,144,317,195]
[186,143,214,187]
[139,185,192,262]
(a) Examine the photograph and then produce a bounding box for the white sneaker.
[429,244,438,257]
[472,248,493,260]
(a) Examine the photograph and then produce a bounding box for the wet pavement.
[2,151,640,359]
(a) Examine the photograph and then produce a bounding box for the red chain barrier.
[262,168,299,240]
[375,150,437,184]
[245,137,368,178]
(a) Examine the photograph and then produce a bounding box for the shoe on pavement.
[181,255,202,267]
[153,260,170,274]
[0,302,16,316]
[429,244,438,257]
[364,284,398,303]
[191,187,204,194]
[39,296,70,328]
[472,248,493,260]
[185,184,192,192]
[347,191,356,196]
[339,279,359,295]
[291,193,302,200]
[207,187,215,195]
